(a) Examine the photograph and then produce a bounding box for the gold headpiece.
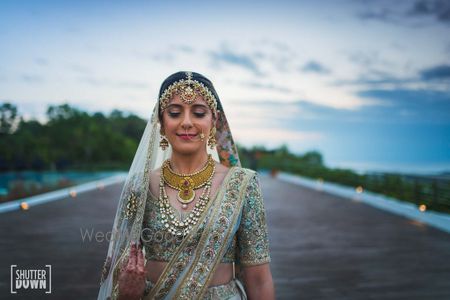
[159,72,218,114]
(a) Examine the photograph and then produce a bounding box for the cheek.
[195,118,213,131]
[162,117,178,131]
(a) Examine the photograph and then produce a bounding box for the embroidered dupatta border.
[176,168,252,299]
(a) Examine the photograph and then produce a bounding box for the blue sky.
[1,0,449,174]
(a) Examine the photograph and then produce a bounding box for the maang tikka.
[159,72,218,115]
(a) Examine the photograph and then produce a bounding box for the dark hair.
[157,71,222,123]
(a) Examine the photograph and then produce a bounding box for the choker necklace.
[162,154,215,207]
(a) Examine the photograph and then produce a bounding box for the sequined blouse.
[142,169,271,266]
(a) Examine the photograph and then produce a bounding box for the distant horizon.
[3,99,449,176]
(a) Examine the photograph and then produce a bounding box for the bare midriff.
[145,260,233,287]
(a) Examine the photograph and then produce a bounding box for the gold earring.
[159,128,169,150]
[207,127,216,149]
[160,136,169,150]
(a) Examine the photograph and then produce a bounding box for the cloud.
[346,50,391,68]
[234,127,324,147]
[131,50,175,64]
[131,44,196,66]
[229,99,375,124]
[256,39,293,54]
[209,46,262,75]
[420,64,450,80]
[20,74,44,83]
[171,44,195,53]
[408,0,450,23]
[79,76,148,89]
[358,88,450,124]
[333,72,415,87]
[214,94,450,170]
[69,64,92,75]
[356,0,450,25]
[333,63,450,89]
[235,88,450,126]
[241,81,292,93]
[357,8,394,22]
[151,52,175,63]
[253,39,297,73]
[34,57,48,66]
[300,61,330,74]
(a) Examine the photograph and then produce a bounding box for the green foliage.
[0,102,146,171]
[237,144,450,213]
[0,102,19,134]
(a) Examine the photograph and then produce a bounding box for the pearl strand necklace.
[158,176,213,237]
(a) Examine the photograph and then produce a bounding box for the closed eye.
[168,112,180,118]
[193,112,206,118]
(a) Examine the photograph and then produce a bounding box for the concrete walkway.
[265,176,450,299]
[0,176,449,299]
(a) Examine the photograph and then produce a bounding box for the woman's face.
[161,94,214,155]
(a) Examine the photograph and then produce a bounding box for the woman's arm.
[240,263,275,300]
[236,172,274,299]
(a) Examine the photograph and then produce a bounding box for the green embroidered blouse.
[142,170,271,266]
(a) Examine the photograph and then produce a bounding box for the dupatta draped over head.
[97,71,252,299]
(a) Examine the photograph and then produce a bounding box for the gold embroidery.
[176,169,251,299]
[125,191,138,219]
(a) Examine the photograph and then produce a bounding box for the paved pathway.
[0,176,449,299]
[265,176,450,299]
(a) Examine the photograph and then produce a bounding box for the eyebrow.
[166,103,209,109]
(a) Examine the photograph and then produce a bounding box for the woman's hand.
[118,242,146,300]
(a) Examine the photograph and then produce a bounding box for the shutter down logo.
[10,265,52,294]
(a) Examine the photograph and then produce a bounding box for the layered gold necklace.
[159,155,215,237]
[162,154,215,207]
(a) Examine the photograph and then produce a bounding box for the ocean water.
[327,161,450,176]
[0,171,123,198]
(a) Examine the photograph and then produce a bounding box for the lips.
[176,133,197,140]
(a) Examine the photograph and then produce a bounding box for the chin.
[170,144,205,155]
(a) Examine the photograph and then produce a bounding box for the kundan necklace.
[159,155,215,237]
[161,154,215,208]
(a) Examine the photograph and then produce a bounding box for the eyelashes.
[167,111,207,118]
[194,112,206,118]
[168,112,180,118]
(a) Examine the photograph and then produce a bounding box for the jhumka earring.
[159,128,169,150]
[160,136,169,150]
[207,127,216,149]
[199,128,205,142]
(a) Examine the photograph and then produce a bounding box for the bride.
[98,71,275,299]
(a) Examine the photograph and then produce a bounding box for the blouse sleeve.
[236,172,271,267]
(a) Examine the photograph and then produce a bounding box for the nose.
[181,112,193,129]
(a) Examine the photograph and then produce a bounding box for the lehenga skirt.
[204,278,247,300]
[147,278,247,300]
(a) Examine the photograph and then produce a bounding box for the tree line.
[0,102,146,171]
[1,102,449,212]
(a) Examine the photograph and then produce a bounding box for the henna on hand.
[118,242,147,300]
